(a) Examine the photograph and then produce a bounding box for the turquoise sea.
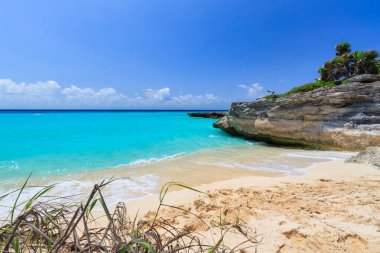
[0,110,356,218]
[0,110,244,181]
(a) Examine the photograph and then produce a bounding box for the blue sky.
[0,0,379,109]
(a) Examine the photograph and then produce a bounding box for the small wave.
[211,162,253,169]
[126,153,185,166]
[211,161,305,176]
[254,165,305,176]
[104,175,159,206]
[0,161,20,173]
[46,168,68,174]
[283,151,356,160]
[0,174,159,219]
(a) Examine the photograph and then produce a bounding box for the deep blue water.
[0,111,245,180]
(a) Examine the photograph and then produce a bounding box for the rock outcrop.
[214,74,380,150]
[188,112,226,119]
[346,146,380,168]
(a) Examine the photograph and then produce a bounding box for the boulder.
[346,147,380,168]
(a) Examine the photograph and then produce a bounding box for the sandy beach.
[111,158,380,253]
[1,143,379,252]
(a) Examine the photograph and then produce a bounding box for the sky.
[0,0,379,109]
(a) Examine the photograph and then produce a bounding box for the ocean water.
[0,110,357,218]
[0,110,244,181]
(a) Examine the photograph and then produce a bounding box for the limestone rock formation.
[214,75,380,150]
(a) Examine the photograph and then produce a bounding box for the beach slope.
[127,159,380,252]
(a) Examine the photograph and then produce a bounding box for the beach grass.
[0,178,259,252]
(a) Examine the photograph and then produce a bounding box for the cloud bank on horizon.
[0,78,236,109]
[1,1,378,109]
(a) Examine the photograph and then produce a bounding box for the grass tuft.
[0,177,260,252]
[263,80,335,99]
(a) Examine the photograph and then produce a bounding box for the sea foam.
[0,161,20,174]
[126,153,185,166]
[0,174,159,220]
[210,150,356,176]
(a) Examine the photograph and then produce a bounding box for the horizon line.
[0,109,228,112]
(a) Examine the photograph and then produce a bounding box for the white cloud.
[0,78,226,109]
[172,93,219,105]
[0,79,61,95]
[0,79,61,107]
[144,88,170,101]
[62,85,127,106]
[238,83,263,99]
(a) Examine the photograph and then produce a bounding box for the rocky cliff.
[214,74,380,150]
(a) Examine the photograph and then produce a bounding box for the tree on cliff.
[318,42,380,83]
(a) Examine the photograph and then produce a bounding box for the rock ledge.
[188,112,226,119]
[214,75,380,150]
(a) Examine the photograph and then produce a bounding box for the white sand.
[120,159,378,215]
[110,159,380,253]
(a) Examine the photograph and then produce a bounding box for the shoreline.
[0,144,357,218]
[0,142,355,189]
[0,138,357,185]
[116,158,379,216]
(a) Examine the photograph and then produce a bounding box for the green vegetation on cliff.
[264,43,379,99]
[265,80,335,99]
[319,42,379,82]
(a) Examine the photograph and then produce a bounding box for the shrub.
[335,42,351,56]
[318,42,379,82]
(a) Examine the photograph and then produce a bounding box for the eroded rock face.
[214,75,380,150]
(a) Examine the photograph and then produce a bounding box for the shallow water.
[0,110,242,180]
[0,111,356,218]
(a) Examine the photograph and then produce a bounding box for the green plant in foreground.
[0,177,260,252]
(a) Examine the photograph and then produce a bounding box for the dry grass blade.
[0,178,259,252]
